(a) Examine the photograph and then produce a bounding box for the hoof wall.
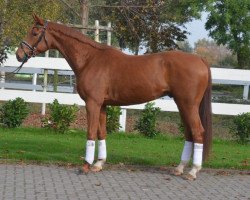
[82,163,91,174]
[91,166,103,172]
[171,169,183,176]
[182,173,196,181]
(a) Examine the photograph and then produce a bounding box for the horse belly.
[107,81,169,106]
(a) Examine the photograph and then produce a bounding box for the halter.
[19,21,49,65]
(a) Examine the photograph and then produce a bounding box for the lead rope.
[2,56,28,79]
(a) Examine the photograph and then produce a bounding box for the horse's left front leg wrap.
[85,140,95,165]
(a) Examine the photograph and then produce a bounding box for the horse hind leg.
[91,105,107,172]
[173,101,205,180]
[173,120,193,176]
[182,106,204,180]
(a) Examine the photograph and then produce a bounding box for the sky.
[185,12,211,47]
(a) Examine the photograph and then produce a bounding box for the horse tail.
[199,59,212,161]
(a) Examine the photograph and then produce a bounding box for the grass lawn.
[0,127,249,170]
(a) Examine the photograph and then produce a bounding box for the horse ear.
[32,13,44,25]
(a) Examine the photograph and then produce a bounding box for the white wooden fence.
[1,55,250,131]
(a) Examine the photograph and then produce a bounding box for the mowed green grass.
[0,128,249,170]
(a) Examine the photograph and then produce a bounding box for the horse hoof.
[82,163,91,174]
[91,165,102,172]
[171,169,183,176]
[182,173,196,181]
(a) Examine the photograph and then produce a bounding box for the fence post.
[32,73,37,91]
[0,66,5,90]
[243,85,249,100]
[119,108,127,132]
[41,50,49,115]
[107,22,111,46]
[41,69,48,115]
[53,50,59,92]
[95,20,100,43]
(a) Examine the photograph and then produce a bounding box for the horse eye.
[32,27,39,36]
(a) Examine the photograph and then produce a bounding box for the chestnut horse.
[16,15,212,180]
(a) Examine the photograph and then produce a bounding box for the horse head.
[16,14,50,63]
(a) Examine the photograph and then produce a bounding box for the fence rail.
[1,55,250,131]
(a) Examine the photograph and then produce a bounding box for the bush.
[42,99,78,133]
[230,113,250,144]
[106,106,121,134]
[0,97,29,128]
[135,102,160,138]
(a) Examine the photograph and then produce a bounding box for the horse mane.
[48,22,114,50]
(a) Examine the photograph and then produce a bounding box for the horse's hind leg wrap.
[188,143,203,179]
[174,141,193,175]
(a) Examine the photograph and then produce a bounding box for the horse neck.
[48,26,98,74]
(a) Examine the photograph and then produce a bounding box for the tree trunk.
[80,0,89,35]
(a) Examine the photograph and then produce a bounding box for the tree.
[194,38,236,67]
[205,0,250,69]
[176,40,193,53]
[93,0,208,54]
[0,0,7,65]
[0,0,68,52]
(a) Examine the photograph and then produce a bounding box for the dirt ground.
[22,106,232,139]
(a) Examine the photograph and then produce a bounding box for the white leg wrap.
[181,141,193,162]
[97,140,107,160]
[193,143,203,166]
[85,140,95,165]
[188,165,202,179]
[175,141,193,175]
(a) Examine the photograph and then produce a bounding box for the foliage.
[0,46,8,65]
[0,0,68,49]
[0,97,29,128]
[205,0,250,69]
[1,0,208,55]
[42,99,78,133]
[135,102,160,138]
[230,113,250,144]
[101,0,207,54]
[176,40,193,53]
[194,38,235,67]
[106,106,121,134]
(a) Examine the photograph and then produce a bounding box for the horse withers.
[16,14,212,180]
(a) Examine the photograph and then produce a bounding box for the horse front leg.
[92,105,107,172]
[82,100,101,173]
